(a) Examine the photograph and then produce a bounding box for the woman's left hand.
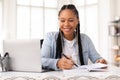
[95,58,107,64]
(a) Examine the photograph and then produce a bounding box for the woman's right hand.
[57,56,74,70]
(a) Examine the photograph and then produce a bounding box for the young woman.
[41,4,107,70]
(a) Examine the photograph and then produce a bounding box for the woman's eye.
[60,20,65,22]
[69,20,74,22]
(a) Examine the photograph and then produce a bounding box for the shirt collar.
[63,36,77,47]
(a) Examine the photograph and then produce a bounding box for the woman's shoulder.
[45,31,59,39]
[80,33,91,42]
[80,33,89,38]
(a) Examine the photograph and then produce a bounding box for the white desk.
[0,66,120,80]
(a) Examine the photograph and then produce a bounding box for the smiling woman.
[41,4,107,71]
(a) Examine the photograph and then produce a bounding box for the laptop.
[3,39,42,72]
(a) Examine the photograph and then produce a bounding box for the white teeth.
[64,28,71,31]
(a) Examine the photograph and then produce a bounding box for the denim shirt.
[41,32,102,70]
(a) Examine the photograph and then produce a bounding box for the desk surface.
[0,65,120,80]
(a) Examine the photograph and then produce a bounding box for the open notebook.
[78,63,108,72]
[3,39,42,72]
[63,63,108,75]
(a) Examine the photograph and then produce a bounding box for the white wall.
[116,0,120,16]
[109,0,117,20]
[109,0,120,18]
[98,0,111,60]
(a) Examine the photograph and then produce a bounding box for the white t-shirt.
[63,37,80,65]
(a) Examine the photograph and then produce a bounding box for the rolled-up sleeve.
[41,32,59,70]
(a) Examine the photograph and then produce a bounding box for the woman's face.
[59,9,79,36]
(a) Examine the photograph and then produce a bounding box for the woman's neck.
[64,34,74,41]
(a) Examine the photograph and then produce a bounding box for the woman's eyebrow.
[59,18,74,20]
[58,18,64,20]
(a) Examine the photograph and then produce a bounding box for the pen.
[62,54,78,67]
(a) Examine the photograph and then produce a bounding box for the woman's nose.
[64,21,69,26]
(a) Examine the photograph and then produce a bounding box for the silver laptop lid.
[3,39,41,72]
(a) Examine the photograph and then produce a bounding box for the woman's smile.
[63,27,72,32]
